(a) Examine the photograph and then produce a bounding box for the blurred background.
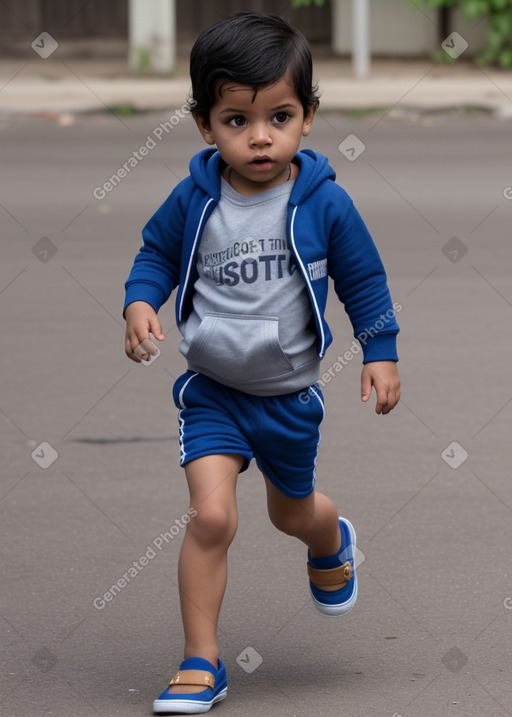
[0,0,496,73]
[1,2,512,717]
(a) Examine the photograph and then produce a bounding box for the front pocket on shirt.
[187,312,294,385]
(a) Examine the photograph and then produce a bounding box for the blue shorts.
[172,371,325,499]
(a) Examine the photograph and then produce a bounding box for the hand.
[361,361,401,415]
[124,301,165,363]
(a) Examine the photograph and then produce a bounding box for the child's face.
[195,74,316,195]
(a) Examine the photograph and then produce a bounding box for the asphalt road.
[1,109,512,717]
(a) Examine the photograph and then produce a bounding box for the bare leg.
[264,475,341,558]
[169,453,243,694]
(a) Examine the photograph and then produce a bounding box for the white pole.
[152,0,175,74]
[128,0,175,75]
[352,0,370,78]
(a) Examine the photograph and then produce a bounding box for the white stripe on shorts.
[308,384,325,489]
[177,372,199,464]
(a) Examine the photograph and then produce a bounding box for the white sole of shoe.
[153,687,227,714]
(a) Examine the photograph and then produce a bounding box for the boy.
[124,12,400,715]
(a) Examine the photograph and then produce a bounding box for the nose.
[250,122,272,147]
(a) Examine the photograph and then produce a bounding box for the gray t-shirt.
[179,177,320,395]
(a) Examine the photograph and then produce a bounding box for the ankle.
[308,518,342,563]
[183,650,219,669]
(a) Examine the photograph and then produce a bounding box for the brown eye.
[229,116,246,127]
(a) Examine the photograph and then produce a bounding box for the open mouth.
[250,158,274,171]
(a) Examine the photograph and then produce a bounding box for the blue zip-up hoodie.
[124,148,399,377]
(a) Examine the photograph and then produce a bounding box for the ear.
[194,115,216,145]
[301,103,318,137]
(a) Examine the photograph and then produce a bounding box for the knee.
[188,503,238,548]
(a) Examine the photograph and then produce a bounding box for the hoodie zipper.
[289,204,326,358]
[179,196,326,359]
[177,197,215,323]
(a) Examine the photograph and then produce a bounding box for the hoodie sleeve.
[123,179,192,317]
[327,191,399,363]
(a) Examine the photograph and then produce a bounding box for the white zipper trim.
[289,205,326,357]
[178,197,215,322]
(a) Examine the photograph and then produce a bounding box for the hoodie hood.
[189,148,336,204]
[189,148,224,199]
[289,149,336,205]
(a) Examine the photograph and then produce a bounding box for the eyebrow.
[218,103,297,116]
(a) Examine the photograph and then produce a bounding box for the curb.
[1,59,512,117]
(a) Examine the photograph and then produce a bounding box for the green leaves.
[294,0,512,67]
[463,0,489,17]
[412,0,512,66]
[291,0,327,7]
[414,0,458,6]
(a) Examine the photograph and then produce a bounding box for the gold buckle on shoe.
[307,561,353,592]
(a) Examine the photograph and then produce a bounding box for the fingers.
[149,315,165,342]
[374,382,400,415]
[361,362,401,415]
[124,307,165,363]
[132,316,165,362]
[361,370,372,403]
[133,337,160,363]
[375,375,401,414]
[125,334,141,363]
[126,330,163,363]
[126,329,149,363]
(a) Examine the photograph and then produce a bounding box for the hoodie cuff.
[360,332,399,364]
[123,283,165,318]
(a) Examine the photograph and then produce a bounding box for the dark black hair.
[188,11,320,123]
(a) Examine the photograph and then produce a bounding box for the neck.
[227,164,291,194]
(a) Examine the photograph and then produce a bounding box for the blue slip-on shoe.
[307,517,358,617]
[153,657,227,714]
